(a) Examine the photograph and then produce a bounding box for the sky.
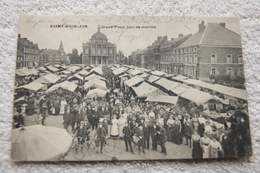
[18,15,241,56]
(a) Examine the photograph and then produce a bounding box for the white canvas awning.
[205,84,247,100]
[46,81,78,93]
[128,69,143,76]
[85,73,105,81]
[132,82,158,98]
[146,95,178,105]
[68,74,84,81]
[124,76,144,87]
[34,73,61,84]
[84,79,107,90]
[78,69,89,76]
[46,66,59,72]
[113,67,128,76]
[17,81,45,92]
[148,75,161,83]
[155,78,179,90]
[179,88,216,104]
[90,67,103,76]
[67,66,81,73]
[227,88,247,100]
[169,85,191,95]
[172,75,189,82]
[150,70,166,76]
[138,73,149,78]
[38,67,46,71]
[86,88,107,98]
[60,70,71,75]
[16,68,38,76]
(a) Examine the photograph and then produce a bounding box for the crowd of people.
[13,65,251,159]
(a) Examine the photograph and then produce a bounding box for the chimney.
[219,23,225,28]
[157,36,162,41]
[178,34,183,38]
[18,34,21,38]
[199,21,205,32]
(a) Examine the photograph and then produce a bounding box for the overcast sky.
[18,15,241,56]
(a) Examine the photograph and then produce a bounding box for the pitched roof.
[178,23,241,48]
[177,31,204,48]
[18,37,38,47]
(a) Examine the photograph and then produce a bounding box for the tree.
[68,48,81,64]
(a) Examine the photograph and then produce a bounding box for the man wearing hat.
[150,122,158,151]
[39,94,48,125]
[157,124,167,156]
[143,121,150,149]
[74,121,87,148]
[122,122,134,154]
[96,121,106,154]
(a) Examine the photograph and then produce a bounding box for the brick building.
[129,49,147,67]
[176,21,244,81]
[38,41,69,66]
[159,34,192,74]
[16,34,39,69]
[82,26,117,65]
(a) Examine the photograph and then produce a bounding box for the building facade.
[16,34,39,69]
[129,49,147,68]
[39,41,69,66]
[176,21,244,81]
[82,27,117,65]
[159,34,192,74]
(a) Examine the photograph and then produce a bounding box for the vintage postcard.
[11,15,252,161]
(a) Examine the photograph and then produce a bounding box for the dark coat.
[150,125,158,138]
[158,126,167,142]
[97,127,106,139]
[143,125,150,138]
[74,125,86,139]
[123,126,132,139]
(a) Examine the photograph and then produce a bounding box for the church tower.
[59,40,65,55]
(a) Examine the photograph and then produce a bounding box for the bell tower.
[59,40,65,55]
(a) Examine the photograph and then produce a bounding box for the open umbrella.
[86,88,107,98]
[11,125,72,161]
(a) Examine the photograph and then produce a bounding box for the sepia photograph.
[11,15,252,161]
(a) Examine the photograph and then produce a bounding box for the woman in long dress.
[166,115,174,142]
[209,136,222,158]
[173,116,182,145]
[110,115,119,138]
[118,114,127,139]
[191,131,202,159]
[59,98,67,115]
[200,132,211,158]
